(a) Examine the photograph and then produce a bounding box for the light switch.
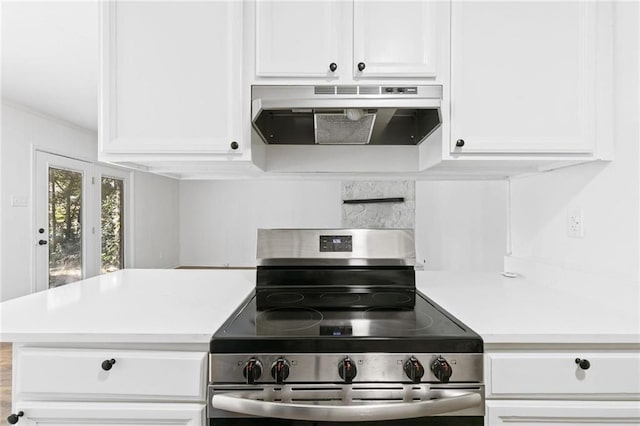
[10,195,28,207]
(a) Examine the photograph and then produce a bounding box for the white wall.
[179,180,343,266]
[0,104,180,301]
[180,179,508,269]
[416,181,508,271]
[132,172,180,268]
[508,2,639,284]
[0,104,97,301]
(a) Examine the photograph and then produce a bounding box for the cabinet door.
[450,1,598,154]
[100,1,243,154]
[255,1,343,77]
[487,400,640,425]
[15,402,205,425]
[353,1,438,78]
[487,352,640,398]
[15,347,207,402]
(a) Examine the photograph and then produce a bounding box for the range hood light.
[345,108,365,121]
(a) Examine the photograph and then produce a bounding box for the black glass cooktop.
[211,290,482,354]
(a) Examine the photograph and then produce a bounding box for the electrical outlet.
[567,209,584,238]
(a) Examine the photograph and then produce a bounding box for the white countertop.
[0,269,255,344]
[1,269,638,346]
[416,272,640,346]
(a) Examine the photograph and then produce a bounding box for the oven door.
[208,383,484,425]
[210,418,482,425]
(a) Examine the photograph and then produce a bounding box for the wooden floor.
[0,343,12,419]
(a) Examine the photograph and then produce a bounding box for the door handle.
[212,388,481,422]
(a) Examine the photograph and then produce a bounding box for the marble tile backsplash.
[342,181,415,229]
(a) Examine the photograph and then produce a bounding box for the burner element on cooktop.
[265,292,304,305]
[363,307,435,332]
[371,292,413,305]
[255,307,323,331]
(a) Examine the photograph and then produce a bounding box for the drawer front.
[15,347,207,402]
[11,401,205,426]
[487,400,640,425]
[488,352,640,398]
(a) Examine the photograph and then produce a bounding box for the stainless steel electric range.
[209,229,484,425]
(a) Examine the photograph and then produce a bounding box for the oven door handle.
[212,389,482,422]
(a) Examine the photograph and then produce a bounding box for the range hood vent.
[336,86,358,95]
[314,112,376,144]
[252,85,442,146]
[314,86,335,95]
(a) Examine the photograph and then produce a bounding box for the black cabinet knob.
[357,62,366,72]
[38,240,47,245]
[243,358,263,384]
[329,62,337,72]
[7,411,24,424]
[338,356,357,384]
[230,141,239,150]
[101,359,116,371]
[456,139,465,147]
[38,228,45,234]
[431,356,453,383]
[404,356,425,383]
[271,358,290,384]
[575,358,591,370]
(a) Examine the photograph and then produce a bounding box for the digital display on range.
[320,325,353,336]
[319,235,352,252]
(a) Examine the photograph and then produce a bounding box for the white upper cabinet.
[353,1,437,78]
[254,0,440,80]
[450,1,603,155]
[255,1,343,78]
[100,1,243,155]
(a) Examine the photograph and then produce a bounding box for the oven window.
[210,417,483,425]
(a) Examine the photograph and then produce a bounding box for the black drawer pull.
[575,358,590,370]
[7,411,24,424]
[101,358,116,371]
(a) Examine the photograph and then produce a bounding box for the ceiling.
[1,0,99,131]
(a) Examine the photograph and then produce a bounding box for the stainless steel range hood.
[251,85,442,146]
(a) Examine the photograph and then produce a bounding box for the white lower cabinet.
[12,346,208,426]
[15,347,207,402]
[487,352,640,397]
[487,400,640,425]
[485,350,640,426]
[13,402,205,425]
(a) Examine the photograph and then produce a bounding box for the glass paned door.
[48,167,84,287]
[36,152,95,291]
[101,176,125,273]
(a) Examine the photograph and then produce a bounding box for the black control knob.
[101,359,116,371]
[329,62,337,72]
[404,356,425,383]
[357,62,366,72]
[243,358,263,384]
[38,240,47,245]
[271,358,290,384]
[338,356,357,383]
[575,358,591,370]
[456,139,465,147]
[7,411,24,424]
[230,141,239,150]
[431,356,453,383]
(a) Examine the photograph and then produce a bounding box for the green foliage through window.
[101,177,124,273]
[48,167,82,288]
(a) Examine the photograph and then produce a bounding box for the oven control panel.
[319,235,352,252]
[210,353,482,385]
